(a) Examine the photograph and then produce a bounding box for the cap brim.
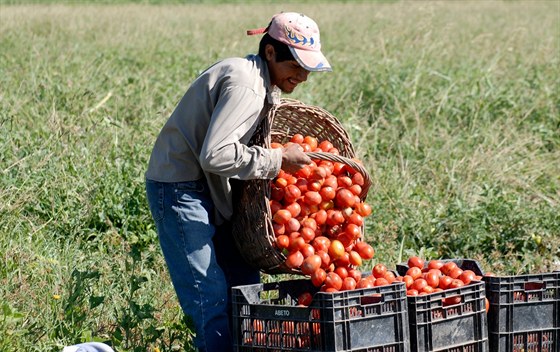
[289,46,332,72]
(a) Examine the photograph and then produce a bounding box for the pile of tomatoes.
[397,256,482,297]
[395,256,491,310]
[270,134,376,294]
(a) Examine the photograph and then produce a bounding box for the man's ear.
[265,44,276,62]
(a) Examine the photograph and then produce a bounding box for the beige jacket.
[146,55,282,223]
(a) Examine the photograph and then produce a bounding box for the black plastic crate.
[406,281,488,352]
[395,259,488,352]
[484,272,560,352]
[232,278,410,351]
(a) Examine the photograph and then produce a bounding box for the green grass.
[1,1,559,351]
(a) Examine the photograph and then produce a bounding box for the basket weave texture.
[232,99,371,274]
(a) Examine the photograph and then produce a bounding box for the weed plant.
[1,1,559,351]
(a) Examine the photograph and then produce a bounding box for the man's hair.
[258,33,296,62]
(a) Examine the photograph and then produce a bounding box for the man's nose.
[297,68,310,82]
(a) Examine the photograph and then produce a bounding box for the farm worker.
[144,12,331,352]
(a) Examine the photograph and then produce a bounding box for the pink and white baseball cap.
[247,12,332,72]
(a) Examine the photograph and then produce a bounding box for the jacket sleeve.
[199,85,282,180]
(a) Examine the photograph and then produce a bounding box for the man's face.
[266,45,310,94]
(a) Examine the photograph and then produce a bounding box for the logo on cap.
[285,26,316,48]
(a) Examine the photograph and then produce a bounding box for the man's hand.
[281,143,312,174]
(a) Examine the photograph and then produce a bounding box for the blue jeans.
[145,178,260,352]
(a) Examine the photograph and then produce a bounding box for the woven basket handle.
[306,151,371,200]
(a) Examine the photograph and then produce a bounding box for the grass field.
[1,1,559,351]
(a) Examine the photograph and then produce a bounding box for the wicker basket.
[232,99,372,275]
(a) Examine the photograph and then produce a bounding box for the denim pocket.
[174,180,213,217]
[145,179,164,223]
[175,180,205,193]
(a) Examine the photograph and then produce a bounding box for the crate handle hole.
[360,294,383,305]
[524,281,543,291]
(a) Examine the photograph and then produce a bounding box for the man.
[145,12,331,351]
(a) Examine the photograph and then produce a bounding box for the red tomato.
[303,136,318,150]
[311,268,327,287]
[449,279,465,289]
[459,270,476,285]
[284,184,302,203]
[324,272,343,290]
[318,140,334,152]
[347,212,364,227]
[285,202,301,218]
[348,184,362,196]
[273,209,292,225]
[439,275,453,290]
[355,202,372,217]
[271,186,285,201]
[290,133,304,144]
[310,166,327,181]
[303,191,322,206]
[273,223,285,236]
[300,243,315,258]
[275,177,288,188]
[341,277,357,291]
[348,250,363,267]
[318,160,334,174]
[344,223,361,239]
[301,227,315,243]
[336,232,354,249]
[383,271,396,284]
[372,263,388,279]
[347,268,362,282]
[316,250,331,269]
[285,217,301,233]
[406,267,423,280]
[356,278,374,289]
[312,209,328,226]
[424,270,440,288]
[335,189,355,208]
[449,267,463,279]
[301,254,322,275]
[334,266,349,280]
[337,176,353,188]
[326,209,345,226]
[422,286,435,294]
[334,251,350,268]
[270,200,282,214]
[374,277,389,287]
[275,235,289,250]
[351,172,365,186]
[328,240,345,260]
[295,177,309,192]
[441,262,458,276]
[407,256,425,269]
[402,275,414,289]
[444,296,462,305]
[411,278,428,292]
[307,180,322,192]
[319,186,336,201]
[301,217,317,231]
[288,235,305,252]
[285,251,304,269]
[355,242,375,260]
[427,260,444,270]
[298,292,313,306]
[312,236,330,252]
[322,175,338,189]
